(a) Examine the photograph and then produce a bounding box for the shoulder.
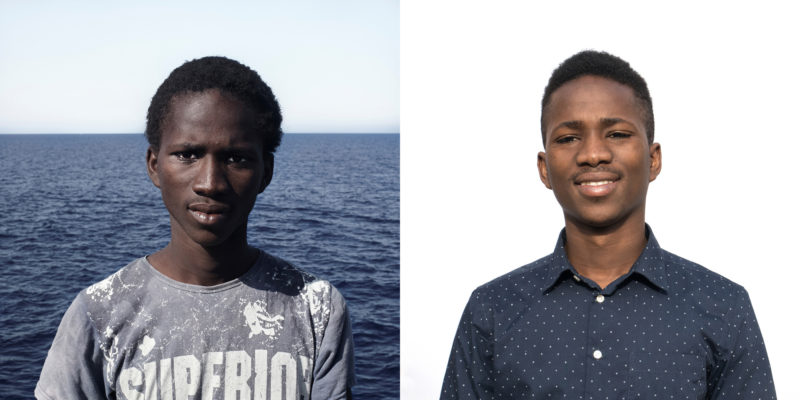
[657,248,755,330]
[253,252,349,337]
[658,249,747,298]
[249,252,325,289]
[250,251,346,306]
[76,258,151,330]
[81,257,150,306]
[477,253,554,293]
[471,253,554,304]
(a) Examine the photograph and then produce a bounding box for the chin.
[191,237,227,248]
[567,210,628,230]
[170,216,248,249]
[186,229,237,248]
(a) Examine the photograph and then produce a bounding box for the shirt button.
[593,350,603,360]
[595,294,605,303]
[572,275,581,282]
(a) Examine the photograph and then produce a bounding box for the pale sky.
[0,1,398,134]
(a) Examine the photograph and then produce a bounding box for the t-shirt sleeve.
[35,293,107,400]
[440,289,494,399]
[310,285,355,400]
[708,287,776,399]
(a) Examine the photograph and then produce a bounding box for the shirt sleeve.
[440,289,494,399]
[310,285,355,400]
[708,287,776,399]
[35,294,108,400]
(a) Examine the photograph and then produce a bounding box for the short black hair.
[541,50,654,144]
[146,56,283,155]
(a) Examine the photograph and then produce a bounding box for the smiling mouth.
[580,180,614,186]
[575,179,618,197]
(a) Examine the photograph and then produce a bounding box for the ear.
[259,153,274,193]
[146,147,161,188]
[648,142,662,182]
[537,151,552,189]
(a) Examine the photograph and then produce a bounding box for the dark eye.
[555,135,578,144]
[174,151,198,161]
[226,155,249,165]
[608,131,632,139]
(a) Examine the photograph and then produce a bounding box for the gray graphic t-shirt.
[36,252,354,400]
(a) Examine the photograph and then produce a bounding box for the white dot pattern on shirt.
[441,230,776,399]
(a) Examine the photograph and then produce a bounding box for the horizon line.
[0,131,399,135]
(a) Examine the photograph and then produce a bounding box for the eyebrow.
[166,143,260,156]
[599,117,628,128]
[554,117,631,131]
[167,143,205,151]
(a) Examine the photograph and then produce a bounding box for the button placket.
[587,290,609,391]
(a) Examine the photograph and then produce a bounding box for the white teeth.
[581,180,612,186]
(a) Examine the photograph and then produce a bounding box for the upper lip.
[573,171,621,185]
[188,202,229,214]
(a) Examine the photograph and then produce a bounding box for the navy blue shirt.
[441,227,775,399]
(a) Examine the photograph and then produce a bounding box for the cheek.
[157,173,178,195]
[630,157,653,193]
[545,156,571,183]
[156,167,189,200]
[233,171,261,190]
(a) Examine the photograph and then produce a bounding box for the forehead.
[166,89,248,122]
[161,89,261,147]
[544,75,644,130]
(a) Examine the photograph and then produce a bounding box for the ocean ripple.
[0,133,398,399]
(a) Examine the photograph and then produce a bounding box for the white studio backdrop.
[401,1,799,398]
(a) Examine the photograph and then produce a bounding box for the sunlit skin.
[538,76,661,289]
[146,89,272,286]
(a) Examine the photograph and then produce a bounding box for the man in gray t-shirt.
[36,56,354,400]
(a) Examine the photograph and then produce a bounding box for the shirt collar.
[542,224,669,294]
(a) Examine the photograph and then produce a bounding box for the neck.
[149,226,258,286]
[563,216,647,290]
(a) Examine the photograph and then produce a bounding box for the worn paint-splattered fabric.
[441,226,776,399]
[36,251,354,400]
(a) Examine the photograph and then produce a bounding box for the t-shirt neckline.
[141,251,265,293]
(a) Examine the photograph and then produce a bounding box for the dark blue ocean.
[0,133,399,399]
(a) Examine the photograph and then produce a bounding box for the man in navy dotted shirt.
[441,50,776,399]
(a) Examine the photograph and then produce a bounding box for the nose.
[576,133,612,167]
[192,158,230,196]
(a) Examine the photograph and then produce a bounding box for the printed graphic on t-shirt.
[74,256,332,399]
[117,349,312,399]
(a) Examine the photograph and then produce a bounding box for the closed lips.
[188,203,228,214]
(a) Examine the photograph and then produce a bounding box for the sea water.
[0,133,399,399]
